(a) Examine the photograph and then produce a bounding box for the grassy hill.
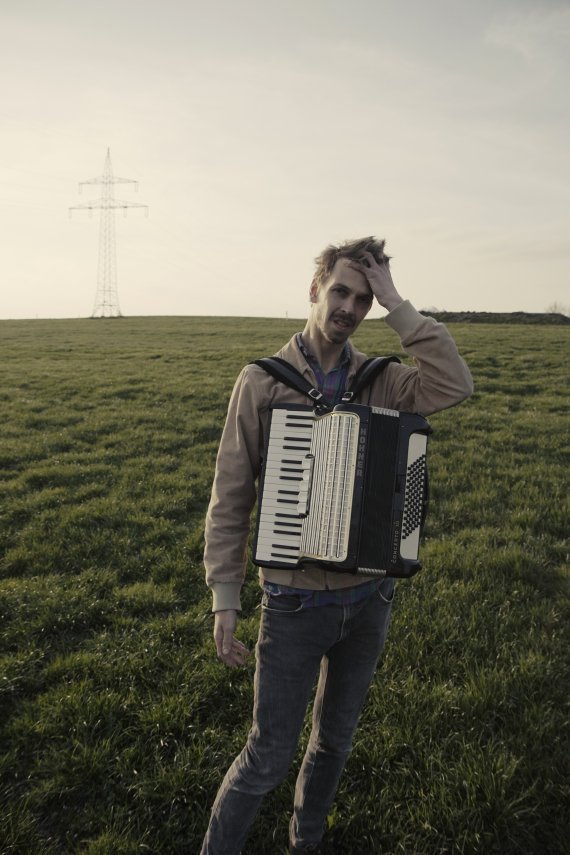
[0,317,568,854]
[421,310,570,325]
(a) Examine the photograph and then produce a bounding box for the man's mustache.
[332,312,355,325]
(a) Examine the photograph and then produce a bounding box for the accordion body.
[253,403,431,578]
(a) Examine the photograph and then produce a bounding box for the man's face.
[309,259,373,344]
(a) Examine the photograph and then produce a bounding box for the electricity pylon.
[70,149,148,318]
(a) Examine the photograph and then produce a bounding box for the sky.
[0,0,568,320]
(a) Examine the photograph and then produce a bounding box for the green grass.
[0,316,568,854]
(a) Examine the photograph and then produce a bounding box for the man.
[201,237,473,854]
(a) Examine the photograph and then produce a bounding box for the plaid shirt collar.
[295,334,351,405]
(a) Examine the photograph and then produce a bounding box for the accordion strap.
[251,354,400,412]
[342,356,401,402]
[251,356,327,407]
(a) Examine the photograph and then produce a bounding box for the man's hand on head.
[349,250,404,313]
[214,609,251,668]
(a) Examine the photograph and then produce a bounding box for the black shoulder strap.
[251,357,329,408]
[341,356,401,402]
[251,354,401,409]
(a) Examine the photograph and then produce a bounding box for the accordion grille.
[300,412,360,561]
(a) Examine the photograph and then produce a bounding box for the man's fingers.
[221,627,233,656]
[219,638,251,668]
[223,639,250,668]
[214,610,236,656]
[216,628,234,658]
[213,610,251,668]
[350,250,390,268]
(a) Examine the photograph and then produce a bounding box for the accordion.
[253,403,431,578]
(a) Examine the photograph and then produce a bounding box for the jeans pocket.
[377,577,396,605]
[261,591,305,613]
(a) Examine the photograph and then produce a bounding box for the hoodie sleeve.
[380,301,474,415]
[203,366,266,612]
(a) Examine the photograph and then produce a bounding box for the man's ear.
[309,279,319,304]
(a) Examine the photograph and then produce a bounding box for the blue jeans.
[200,578,395,854]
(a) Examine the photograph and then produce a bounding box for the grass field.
[0,316,568,855]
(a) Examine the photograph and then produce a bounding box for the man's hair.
[313,236,390,288]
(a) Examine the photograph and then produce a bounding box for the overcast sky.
[1,0,568,319]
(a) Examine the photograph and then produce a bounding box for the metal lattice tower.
[70,149,148,317]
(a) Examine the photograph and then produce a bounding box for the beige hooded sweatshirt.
[204,301,473,612]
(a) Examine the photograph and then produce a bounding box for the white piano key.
[256,532,302,547]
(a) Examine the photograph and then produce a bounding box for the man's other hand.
[214,609,251,668]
